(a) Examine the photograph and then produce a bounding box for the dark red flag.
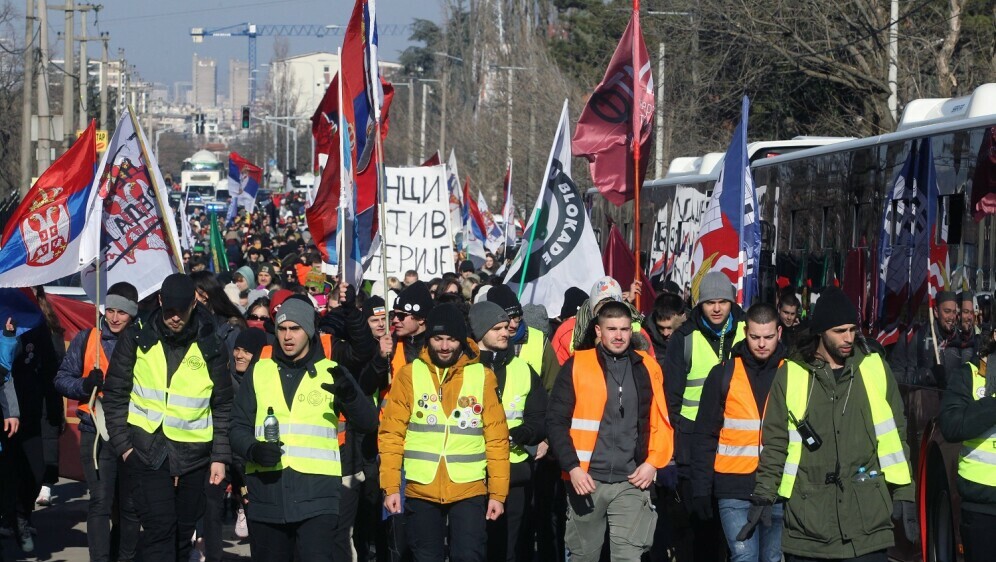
[572,12,654,207]
[420,152,441,167]
[971,127,996,221]
[602,223,657,316]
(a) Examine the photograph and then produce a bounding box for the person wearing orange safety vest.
[690,303,786,562]
[745,288,915,562]
[546,301,674,562]
[53,282,141,562]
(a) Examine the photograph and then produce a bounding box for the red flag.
[602,222,657,316]
[572,11,654,207]
[971,127,996,221]
[420,152,441,167]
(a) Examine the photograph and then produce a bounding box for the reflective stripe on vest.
[79,328,111,415]
[568,348,666,474]
[501,357,532,463]
[403,361,487,484]
[127,341,214,443]
[259,334,333,360]
[715,357,762,474]
[246,357,342,476]
[518,327,545,375]
[958,363,996,487]
[681,327,745,422]
[778,354,910,498]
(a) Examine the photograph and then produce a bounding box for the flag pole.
[504,158,512,252]
[515,206,542,301]
[631,0,643,310]
[336,49,346,283]
[128,106,184,273]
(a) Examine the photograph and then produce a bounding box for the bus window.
[940,193,965,245]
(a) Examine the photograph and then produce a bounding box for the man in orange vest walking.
[546,300,673,561]
[690,303,786,562]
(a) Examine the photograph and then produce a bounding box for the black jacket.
[54,322,134,434]
[889,319,965,387]
[547,345,655,477]
[939,356,996,514]
[691,340,785,500]
[7,325,62,437]
[103,305,234,475]
[480,347,548,486]
[646,309,670,363]
[663,304,745,475]
[318,303,377,376]
[229,332,378,524]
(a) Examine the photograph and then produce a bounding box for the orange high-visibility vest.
[714,358,763,474]
[79,328,110,415]
[565,348,674,479]
[259,333,333,360]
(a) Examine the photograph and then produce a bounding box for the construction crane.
[190,22,412,104]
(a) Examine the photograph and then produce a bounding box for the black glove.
[340,284,356,308]
[82,368,104,395]
[249,441,283,467]
[736,496,774,541]
[322,366,357,402]
[689,495,713,520]
[892,500,919,544]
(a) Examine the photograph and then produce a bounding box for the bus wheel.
[927,475,956,562]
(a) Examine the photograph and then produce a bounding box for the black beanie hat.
[363,295,386,320]
[425,303,468,342]
[811,287,859,333]
[233,327,268,358]
[487,284,523,318]
[394,281,434,318]
[560,287,588,319]
[459,259,476,273]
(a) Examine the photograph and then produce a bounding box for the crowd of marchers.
[0,204,993,562]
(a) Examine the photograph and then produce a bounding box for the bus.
[591,82,996,561]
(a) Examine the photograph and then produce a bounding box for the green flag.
[209,213,228,272]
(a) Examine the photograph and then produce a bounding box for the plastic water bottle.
[853,466,870,483]
[868,470,880,479]
[263,407,280,443]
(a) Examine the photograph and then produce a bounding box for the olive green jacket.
[753,346,914,558]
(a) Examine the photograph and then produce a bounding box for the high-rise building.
[192,54,217,108]
[229,59,250,111]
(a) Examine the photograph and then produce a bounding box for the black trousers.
[961,509,996,562]
[785,551,888,562]
[202,471,229,562]
[331,478,361,562]
[532,458,566,561]
[405,495,487,562]
[250,513,339,562]
[486,483,530,562]
[353,468,381,562]
[381,512,411,562]
[0,429,43,523]
[125,459,207,562]
[80,431,139,562]
[679,477,725,562]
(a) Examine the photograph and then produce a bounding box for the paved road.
[1,479,252,562]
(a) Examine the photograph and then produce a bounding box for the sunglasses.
[247,314,269,321]
[391,311,410,321]
[307,286,322,293]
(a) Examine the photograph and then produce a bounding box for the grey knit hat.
[275,297,316,339]
[469,301,510,341]
[697,271,735,305]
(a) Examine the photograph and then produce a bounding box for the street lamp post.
[490,65,531,167]
[432,52,463,157]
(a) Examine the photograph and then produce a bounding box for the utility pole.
[20,0,34,195]
[407,77,414,165]
[419,82,430,163]
[61,0,74,152]
[99,32,108,128]
[505,69,512,166]
[37,0,52,174]
[117,47,124,117]
[439,66,447,158]
[77,4,99,130]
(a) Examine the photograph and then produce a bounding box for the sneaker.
[35,485,52,506]
[234,507,249,539]
[16,519,34,553]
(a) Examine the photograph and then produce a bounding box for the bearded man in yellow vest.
[470,301,548,562]
[379,303,510,562]
[744,287,916,562]
[229,296,377,562]
[546,300,673,561]
[939,296,996,562]
[690,302,786,562]
[103,273,234,562]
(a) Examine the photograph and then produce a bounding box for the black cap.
[459,259,476,273]
[560,287,588,319]
[160,273,196,313]
[363,295,387,320]
[425,303,468,342]
[486,284,523,318]
[234,327,267,358]
[394,281,434,318]
[811,287,858,333]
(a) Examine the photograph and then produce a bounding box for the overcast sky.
[54,0,442,95]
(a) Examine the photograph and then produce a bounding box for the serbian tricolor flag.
[463,176,487,266]
[0,122,99,287]
[571,8,654,207]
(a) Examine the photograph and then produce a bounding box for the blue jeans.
[718,498,784,562]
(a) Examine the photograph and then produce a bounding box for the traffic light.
[241,106,250,129]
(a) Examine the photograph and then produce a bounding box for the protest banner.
[364,164,455,281]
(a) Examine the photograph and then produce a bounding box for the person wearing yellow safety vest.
[486,284,560,390]
[379,303,511,562]
[938,297,996,562]
[662,270,744,561]
[53,282,141,562]
[229,296,377,562]
[690,303,786,562]
[102,273,234,562]
[470,301,548,562]
[744,287,916,562]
